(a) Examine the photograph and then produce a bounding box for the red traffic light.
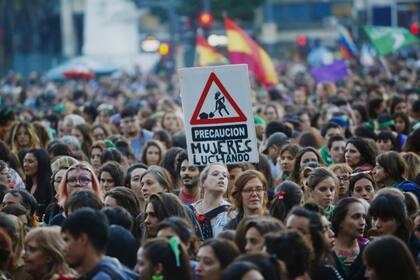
[199,12,212,27]
[411,23,419,35]
[296,35,307,46]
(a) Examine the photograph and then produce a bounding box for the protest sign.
[179,64,258,165]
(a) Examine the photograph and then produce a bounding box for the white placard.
[179,64,258,166]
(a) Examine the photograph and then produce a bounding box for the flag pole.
[379,56,392,79]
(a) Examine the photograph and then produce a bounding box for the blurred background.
[0,0,419,77]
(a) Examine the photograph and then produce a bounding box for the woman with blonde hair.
[8,122,41,154]
[23,227,74,279]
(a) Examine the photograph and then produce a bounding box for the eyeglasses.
[67,176,92,187]
[337,175,349,182]
[242,187,265,195]
[0,169,9,176]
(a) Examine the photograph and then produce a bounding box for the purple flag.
[310,59,348,83]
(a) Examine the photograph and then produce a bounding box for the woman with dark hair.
[0,140,21,175]
[265,229,313,280]
[22,149,53,216]
[290,147,324,184]
[286,208,340,280]
[195,238,239,280]
[368,193,411,244]
[100,148,124,166]
[222,261,264,280]
[104,187,141,219]
[140,166,173,201]
[367,98,385,121]
[225,170,269,230]
[372,151,420,198]
[393,112,411,136]
[363,236,419,280]
[352,105,369,128]
[89,141,107,175]
[125,163,148,210]
[98,161,125,192]
[136,237,193,280]
[251,154,273,193]
[374,152,403,190]
[2,189,38,227]
[349,173,376,203]
[157,216,199,259]
[345,138,376,173]
[161,147,184,189]
[234,216,284,253]
[153,129,172,149]
[235,252,286,280]
[141,140,166,167]
[279,144,301,182]
[270,180,303,222]
[71,123,93,158]
[331,197,367,280]
[376,131,398,153]
[142,193,191,239]
[390,96,408,115]
[297,128,325,149]
[91,123,109,141]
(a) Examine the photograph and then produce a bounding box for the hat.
[263,132,289,153]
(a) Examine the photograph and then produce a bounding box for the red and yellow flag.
[225,17,278,88]
[196,34,228,66]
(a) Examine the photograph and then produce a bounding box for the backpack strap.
[190,204,229,240]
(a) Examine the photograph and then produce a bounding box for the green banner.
[364,25,419,56]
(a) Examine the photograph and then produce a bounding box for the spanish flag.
[196,34,228,66]
[225,17,278,88]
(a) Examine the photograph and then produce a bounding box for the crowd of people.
[0,53,419,280]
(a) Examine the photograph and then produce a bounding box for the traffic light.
[159,43,170,57]
[410,22,419,35]
[199,12,213,27]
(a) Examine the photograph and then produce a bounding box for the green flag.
[364,25,419,56]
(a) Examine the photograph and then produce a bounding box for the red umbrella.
[63,66,95,79]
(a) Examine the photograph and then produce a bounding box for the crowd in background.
[0,53,419,279]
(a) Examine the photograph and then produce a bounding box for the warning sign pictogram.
[190,72,247,125]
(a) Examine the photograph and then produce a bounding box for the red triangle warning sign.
[190,72,247,125]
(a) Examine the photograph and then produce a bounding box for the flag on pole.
[225,17,278,88]
[364,25,419,56]
[196,34,228,66]
[310,59,348,84]
[338,25,358,58]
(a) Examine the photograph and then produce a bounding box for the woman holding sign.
[189,163,231,240]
